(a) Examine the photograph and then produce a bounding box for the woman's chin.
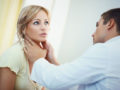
[36,39,47,43]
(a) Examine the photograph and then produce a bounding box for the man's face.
[92,17,107,44]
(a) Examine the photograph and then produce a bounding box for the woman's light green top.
[0,42,43,90]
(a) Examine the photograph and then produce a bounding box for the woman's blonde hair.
[17,5,50,42]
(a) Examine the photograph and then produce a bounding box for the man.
[24,8,120,90]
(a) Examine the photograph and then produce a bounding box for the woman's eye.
[33,21,39,25]
[44,21,49,25]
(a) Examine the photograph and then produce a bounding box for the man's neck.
[105,34,120,42]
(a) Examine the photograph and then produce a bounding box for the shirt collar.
[105,35,120,44]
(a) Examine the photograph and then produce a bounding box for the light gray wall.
[57,0,120,63]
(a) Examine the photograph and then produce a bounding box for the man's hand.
[24,36,47,64]
[42,42,59,65]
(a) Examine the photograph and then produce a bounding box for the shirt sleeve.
[0,46,23,74]
[31,43,108,89]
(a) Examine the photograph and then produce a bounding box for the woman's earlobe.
[22,30,26,38]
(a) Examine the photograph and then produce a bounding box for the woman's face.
[26,10,49,43]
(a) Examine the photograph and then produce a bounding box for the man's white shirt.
[31,36,120,90]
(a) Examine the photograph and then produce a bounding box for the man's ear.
[106,19,115,30]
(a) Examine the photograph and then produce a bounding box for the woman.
[0,5,50,90]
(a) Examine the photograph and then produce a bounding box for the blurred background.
[0,0,120,63]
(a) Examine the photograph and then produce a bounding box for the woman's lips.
[40,33,47,37]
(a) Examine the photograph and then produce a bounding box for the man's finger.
[25,35,34,46]
[43,49,47,57]
[23,47,29,60]
[41,41,49,49]
[41,42,46,49]
[39,42,44,49]
[23,47,28,53]
[24,39,31,47]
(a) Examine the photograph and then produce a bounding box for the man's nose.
[92,31,96,37]
[92,33,94,37]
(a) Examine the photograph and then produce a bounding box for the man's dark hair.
[101,8,120,34]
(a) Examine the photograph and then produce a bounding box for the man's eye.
[33,21,39,25]
[44,21,49,25]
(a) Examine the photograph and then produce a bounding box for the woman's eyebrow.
[32,18,48,21]
[32,18,40,21]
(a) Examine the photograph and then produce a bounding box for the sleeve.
[31,43,108,89]
[0,46,23,74]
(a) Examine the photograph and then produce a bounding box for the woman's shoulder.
[0,42,25,74]
[0,42,25,61]
[5,42,23,54]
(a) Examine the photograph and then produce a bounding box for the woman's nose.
[40,24,46,31]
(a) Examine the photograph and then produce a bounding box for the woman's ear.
[22,28,26,38]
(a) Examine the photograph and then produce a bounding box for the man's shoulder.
[89,43,107,51]
[82,43,108,58]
